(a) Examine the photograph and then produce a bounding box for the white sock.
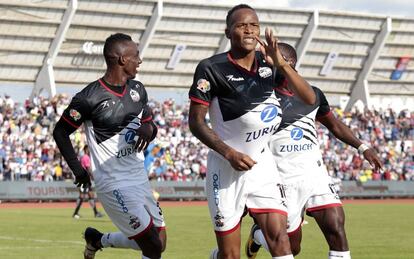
[253,229,270,252]
[100,232,140,250]
[142,256,161,259]
[209,248,219,259]
[329,250,351,259]
[273,255,294,259]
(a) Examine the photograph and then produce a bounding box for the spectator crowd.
[0,93,412,183]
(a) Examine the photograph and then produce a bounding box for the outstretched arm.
[188,101,256,171]
[318,113,383,171]
[256,27,315,105]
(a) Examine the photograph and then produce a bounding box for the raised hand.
[255,27,288,68]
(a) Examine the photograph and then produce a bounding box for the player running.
[245,43,382,259]
[53,33,166,259]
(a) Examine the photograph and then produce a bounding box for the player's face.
[123,41,142,79]
[227,8,260,55]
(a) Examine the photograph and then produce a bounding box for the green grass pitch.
[0,202,413,258]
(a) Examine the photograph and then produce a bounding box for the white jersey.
[189,51,283,160]
[62,79,152,191]
[270,86,331,182]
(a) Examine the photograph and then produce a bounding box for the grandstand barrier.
[0,180,414,201]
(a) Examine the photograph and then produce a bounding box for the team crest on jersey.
[69,109,81,121]
[197,79,211,93]
[258,67,272,78]
[130,89,140,102]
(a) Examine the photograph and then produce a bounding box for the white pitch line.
[0,236,83,245]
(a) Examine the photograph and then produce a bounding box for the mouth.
[242,37,256,45]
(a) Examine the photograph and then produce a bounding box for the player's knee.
[267,233,291,255]
[219,248,239,259]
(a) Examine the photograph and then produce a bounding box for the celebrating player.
[188,4,315,259]
[53,33,166,259]
[245,43,382,259]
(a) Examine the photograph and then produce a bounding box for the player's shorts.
[206,150,287,235]
[96,181,166,239]
[80,186,91,194]
[285,174,341,234]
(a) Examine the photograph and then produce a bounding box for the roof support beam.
[31,0,77,100]
[345,17,392,111]
[295,10,318,70]
[139,0,163,60]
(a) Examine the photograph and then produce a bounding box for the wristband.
[358,144,369,154]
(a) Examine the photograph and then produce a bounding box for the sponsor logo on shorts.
[113,189,128,213]
[214,211,224,228]
[129,215,141,229]
[196,79,211,93]
[246,124,279,142]
[290,127,303,140]
[212,173,220,206]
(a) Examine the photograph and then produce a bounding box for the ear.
[225,28,230,39]
[119,55,126,66]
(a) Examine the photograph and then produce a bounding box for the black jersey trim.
[62,115,81,129]
[98,79,127,97]
[190,96,210,106]
[227,52,258,76]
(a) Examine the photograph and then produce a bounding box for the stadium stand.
[0,0,413,110]
[0,94,412,183]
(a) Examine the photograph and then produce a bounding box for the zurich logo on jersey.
[290,127,303,140]
[260,105,278,123]
[124,130,136,144]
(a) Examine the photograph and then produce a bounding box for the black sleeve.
[61,92,91,128]
[314,87,331,117]
[53,119,86,177]
[188,59,216,105]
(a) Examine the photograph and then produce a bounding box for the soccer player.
[188,4,315,259]
[245,43,383,259]
[72,145,104,219]
[53,33,166,259]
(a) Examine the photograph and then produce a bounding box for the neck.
[229,50,256,71]
[102,70,128,87]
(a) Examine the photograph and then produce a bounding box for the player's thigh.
[205,152,247,234]
[96,186,155,239]
[310,206,346,232]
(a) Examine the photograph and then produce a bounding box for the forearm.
[53,120,84,175]
[189,119,233,159]
[330,122,363,149]
[279,64,315,104]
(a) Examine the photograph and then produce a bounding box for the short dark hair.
[226,4,255,28]
[103,33,132,64]
[278,42,297,68]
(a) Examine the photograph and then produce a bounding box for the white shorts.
[285,175,341,234]
[97,182,166,239]
[206,150,287,235]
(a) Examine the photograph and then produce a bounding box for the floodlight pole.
[30,0,77,100]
